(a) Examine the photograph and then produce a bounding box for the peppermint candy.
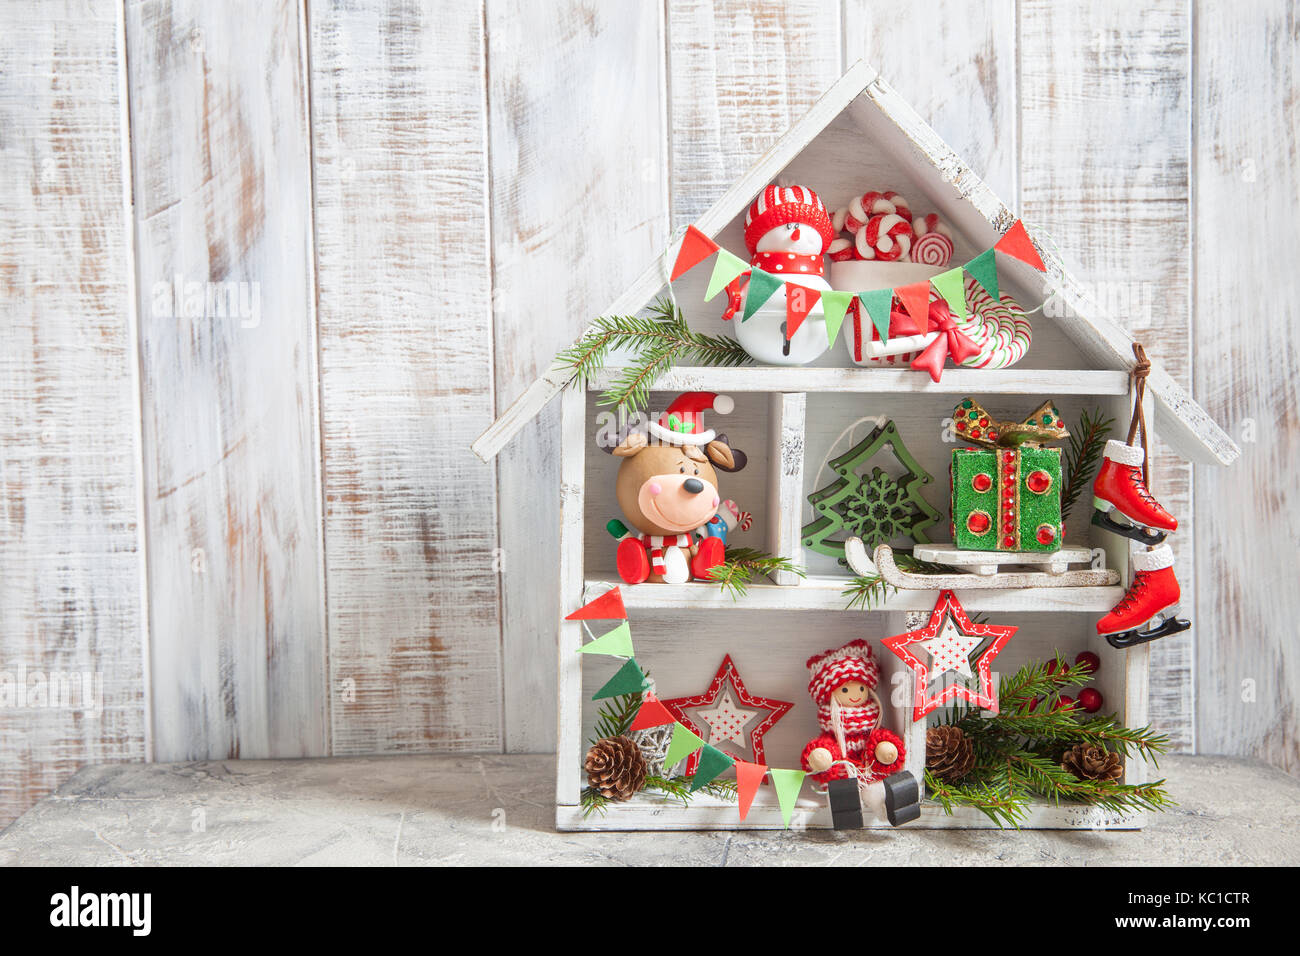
[855,213,913,261]
[955,276,1032,368]
[912,231,954,267]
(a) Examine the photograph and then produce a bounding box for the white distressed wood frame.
[767,393,807,586]
[558,376,1150,830]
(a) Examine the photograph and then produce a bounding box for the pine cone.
[1062,743,1123,782]
[926,725,976,782]
[585,735,647,800]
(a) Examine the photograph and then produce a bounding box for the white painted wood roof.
[472,61,1238,467]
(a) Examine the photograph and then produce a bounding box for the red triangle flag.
[734,761,768,822]
[629,692,676,731]
[994,219,1046,271]
[564,587,627,621]
[895,280,933,336]
[670,225,719,281]
[784,284,822,339]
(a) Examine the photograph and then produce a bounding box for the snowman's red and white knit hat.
[806,639,880,705]
[744,184,835,254]
[649,392,734,447]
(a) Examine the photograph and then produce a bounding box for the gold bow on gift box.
[952,398,1069,448]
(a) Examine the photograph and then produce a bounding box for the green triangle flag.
[932,267,968,320]
[768,768,806,829]
[577,621,634,658]
[704,249,747,302]
[689,744,735,792]
[965,247,1000,302]
[858,288,894,346]
[663,722,705,769]
[821,290,854,346]
[742,268,783,321]
[590,658,650,700]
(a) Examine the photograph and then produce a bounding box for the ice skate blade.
[1091,508,1169,546]
[1104,615,1191,649]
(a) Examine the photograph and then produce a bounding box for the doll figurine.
[604,392,749,585]
[802,639,921,827]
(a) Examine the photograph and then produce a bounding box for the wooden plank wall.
[0,0,1295,824]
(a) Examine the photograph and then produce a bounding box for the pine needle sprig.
[589,690,644,746]
[923,657,1175,827]
[1061,407,1115,522]
[841,552,947,610]
[709,547,805,600]
[641,774,738,807]
[555,297,752,413]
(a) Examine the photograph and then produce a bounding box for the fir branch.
[642,774,738,807]
[1060,407,1115,523]
[589,690,645,746]
[555,298,752,414]
[924,657,1175,827]
[709,547,805,600]
[842,573,894,610]
[841,552,947,610]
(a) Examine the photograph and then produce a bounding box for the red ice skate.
[1096,545,1191,648]
[1091,439,1178,546]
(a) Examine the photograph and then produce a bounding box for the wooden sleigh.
[846,538,1121,590]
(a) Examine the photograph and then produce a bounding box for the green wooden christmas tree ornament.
[801,420,941,564]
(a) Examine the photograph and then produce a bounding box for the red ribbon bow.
[910,299,980,383]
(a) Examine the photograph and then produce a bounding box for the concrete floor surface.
[0,754,1295,866]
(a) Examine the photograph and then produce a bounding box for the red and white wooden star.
[882,589,1018,721]
[659,655,794,776]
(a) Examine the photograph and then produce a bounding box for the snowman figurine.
[721,184,836,366]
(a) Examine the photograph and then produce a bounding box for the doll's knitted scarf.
[818,695,882,759]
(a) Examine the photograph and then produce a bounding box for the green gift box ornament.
[950,398,1069,553]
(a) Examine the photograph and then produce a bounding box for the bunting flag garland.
[591,658,651,700]
[577,621,634,658]
[931,267,968,321]
[741,268,783,321]
[784,284,821,339]
[964,247,1000,302]
[667,218,1047,349]
[994,219,1046,271]
[689,744,736,792]
[663,721,706,769]
[704,249,748,301]
[820,289,854,346]
[858,288,894,345]
[768,768,807,829]
[628,691,676,731]
[894,280,933,336]
[571,606,818,827]
[733,761,768,821]
[565,587,627,621]
[671,225,719,281]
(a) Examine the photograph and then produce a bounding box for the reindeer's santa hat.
[647,392,734,447]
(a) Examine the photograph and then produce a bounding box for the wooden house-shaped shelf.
[474,62,1238,831]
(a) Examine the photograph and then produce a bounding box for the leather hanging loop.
[1127,342,1153,486]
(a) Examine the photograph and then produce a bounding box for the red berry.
[1078,688,1103,713]
[1054,695,1077,712]
[1075,651,1101,674]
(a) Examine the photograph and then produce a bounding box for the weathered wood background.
[0,0,1294,827]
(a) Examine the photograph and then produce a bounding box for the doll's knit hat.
[744,184,835,254]
[806,638,880,705]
